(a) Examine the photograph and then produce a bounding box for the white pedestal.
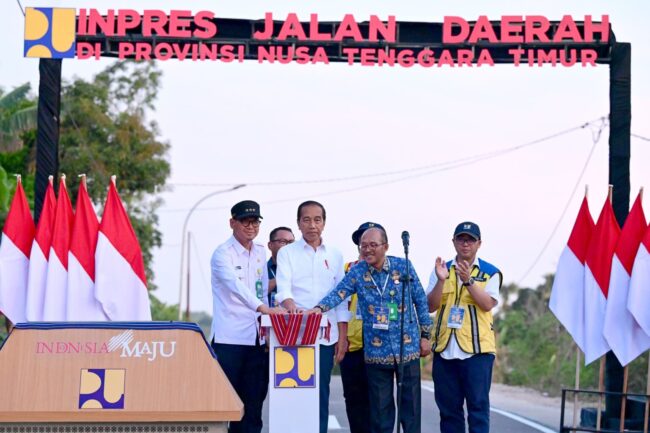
[261,315,328,433]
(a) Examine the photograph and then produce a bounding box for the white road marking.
[490,408,557,433]
[328,415,342,430]
[421,382,556,433]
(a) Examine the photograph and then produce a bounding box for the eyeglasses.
[238,218,261,228]
[360,242,386,251]
[271,239,294,245]
[454,237,478,245]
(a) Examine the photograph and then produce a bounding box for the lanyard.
[369,271,390,299]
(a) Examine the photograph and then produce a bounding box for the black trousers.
[340,349,371,433]
[212,342,269,433]
[432,352,495,433]
[366,359,421,433]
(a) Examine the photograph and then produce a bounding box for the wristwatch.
[420,330,431,339]
[463,277,475,287]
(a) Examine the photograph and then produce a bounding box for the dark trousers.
[340,349,371,433]
[212,342,269,433]
[366,359,421,433]
[432,353,495,433]
[320,344,335,433]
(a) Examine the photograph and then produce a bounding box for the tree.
[58,61,170,285]
[0,84,37,153]
[1,61,170,290]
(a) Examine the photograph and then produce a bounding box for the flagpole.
[573,347,581,429]
[643,352,650,433]
[4,174,24,332]
[572,185,589,429]
[597,357,605,430]
[596,186,614,432]
[185,231,191,322]
[618,366,628,431]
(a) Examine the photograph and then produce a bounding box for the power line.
[15,0,25,16]
[160,116,608,213]
[169,116,607,188]
[632,133,650,142]
[517,117,609,285]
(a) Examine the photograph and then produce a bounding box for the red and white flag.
[583,195,620,365]
[25,176,56,321]
[0,177,35,324]
[67,177,107,321]
[549,194,594,352]
[628,219,650,337]
[95,177,151,320]
[603,192,650,365]
[42,176,74,321]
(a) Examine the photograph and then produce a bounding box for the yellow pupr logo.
[24,7,76,58]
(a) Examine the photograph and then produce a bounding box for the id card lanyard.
[369,271,390,304]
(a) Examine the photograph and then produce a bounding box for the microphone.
[401,231,410,254]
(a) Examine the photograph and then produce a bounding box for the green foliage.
[0,314,6,345]
[0,83,37,152]
[149,295,212,340]
[189,311,213,340]
[0,61,170,289]
[149,294,180,321]
[58,61,170,286]
[496,274,649,395]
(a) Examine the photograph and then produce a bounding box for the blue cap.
[352,222,385,245]
[453,221,481,240]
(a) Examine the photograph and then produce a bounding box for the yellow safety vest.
[345,261,363,352]
[432,259,501,354]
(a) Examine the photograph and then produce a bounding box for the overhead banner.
[24,8,611,67]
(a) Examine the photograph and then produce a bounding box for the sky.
[1,0,649,315]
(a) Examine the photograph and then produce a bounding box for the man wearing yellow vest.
[427,221,502,433]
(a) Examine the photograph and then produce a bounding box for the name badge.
[447,306,465,329]
[387,302,398,321]
[255,280,263,300]
[372,306,389,330]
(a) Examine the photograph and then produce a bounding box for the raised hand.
[456,259,471,283]
[434,257,449,281]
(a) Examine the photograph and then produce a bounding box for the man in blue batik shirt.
[308,227,432,433]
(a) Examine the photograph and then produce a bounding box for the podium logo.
[79,368,125,409]
[109,330,177,362]
[274,346,315,388]
[24,7,76,58]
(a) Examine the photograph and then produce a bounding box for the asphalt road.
[262,375,557,433]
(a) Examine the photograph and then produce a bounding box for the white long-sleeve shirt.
[210,235,268,345]
[275,237,350,345]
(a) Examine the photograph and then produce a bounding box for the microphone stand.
[396,233,411,433]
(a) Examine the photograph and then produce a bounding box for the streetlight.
[178,184,246,320]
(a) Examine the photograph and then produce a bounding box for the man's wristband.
[420,330,431,339]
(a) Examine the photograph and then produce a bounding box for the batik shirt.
[317,256,432,365]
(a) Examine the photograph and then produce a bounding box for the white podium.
[261,314,329,433]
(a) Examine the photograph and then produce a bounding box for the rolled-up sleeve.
[211,247,262,311]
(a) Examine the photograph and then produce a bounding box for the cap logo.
[464,224,472,229]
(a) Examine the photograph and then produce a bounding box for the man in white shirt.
[275,200,350,433]
[210,200,285,433]
[427,222,502,433]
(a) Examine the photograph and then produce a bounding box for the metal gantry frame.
[33,16,633,427]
